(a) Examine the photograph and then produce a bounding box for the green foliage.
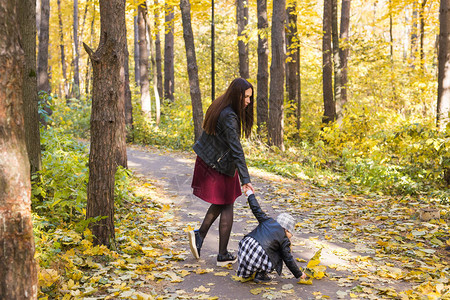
[132,97,195,150]
[32,127,89,227]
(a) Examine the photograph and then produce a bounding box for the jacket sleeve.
[222,112,251,185]
[247,194,271,223]
[280,237,303,278]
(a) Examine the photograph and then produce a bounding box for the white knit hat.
[276,213,296,234]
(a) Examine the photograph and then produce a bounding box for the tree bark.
[37,0,50,93]
[437,0,450,130]
[138,3,151,118]
[338,0,350,115]
[237,0,249,79]
[164,4,175,102]
[18,0,42,176]
[154,0,163,98]
[73,0,80,98]
[180,0,203,141]
[144,1,161,126]
[134,13,140,87]
[0,1,38,298]
[57,0,68,98]
[124,30,134,143]
[286,0,300,125]
[84,0,127,247]
[332,0,343,118]
[322,0,336,124]
[411,2,418,67]
[268,0,286,150]
[419,0,427,71]
[257,0,269,133]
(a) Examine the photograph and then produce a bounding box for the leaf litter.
[38,154,450,299]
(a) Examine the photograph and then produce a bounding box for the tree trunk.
[84,0,127,247]
[37,0,50,93]
[286,0,300,121]
[322,0,336,124]
[332,0,343,119]
[256,0,269,133]
[419,0,427,71]
[134,12,140,87]
[437,0,450,130]
[389,0,397,101]
[57,0,68,98]
[154,0,163,98]
[339,0,350,114]
[18,0,42,176]
[164,4,175,102]
[411,2,418,68]
[144,1,161,126]
[180,0,203,141]
[85,1,96,95]
[124,31,134,143]
[0,2,38,298]
[268,0,286,150]
[138,3,151,119]
[237,0,249,79]
[73,0,80,98]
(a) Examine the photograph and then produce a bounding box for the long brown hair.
[203,78,254,138]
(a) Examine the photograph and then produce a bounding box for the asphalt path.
[127,145,410,300]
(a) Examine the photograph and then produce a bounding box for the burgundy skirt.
[191,156,242,205]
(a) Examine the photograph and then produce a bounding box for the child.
[237,190,307,283]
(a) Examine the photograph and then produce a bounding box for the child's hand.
[300,272,307,280]
[242,183,254,194]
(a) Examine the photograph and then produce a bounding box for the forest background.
[1,0,450,298]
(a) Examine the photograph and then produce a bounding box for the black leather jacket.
[246,194,303,278]
[193,106,251,185]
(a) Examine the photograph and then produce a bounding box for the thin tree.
[419,0,427,71]
[37,0,50,93]
[322,0,336,124]
[144,1,161,125]
[0,1,38,297]
[286,0,301,130]
[83,0,127,247]
[138,2,151,119]
[18,0,42,175]
[437,0,450,130]
[268,0,286,150]
[256,0,269,133]
[237,0,249,79]
[410,2,418,67]
[180,0,203,141]
[331,0,343,119]
[339,0,350,113]
[164,3,175,102]
[154,0,163,98]
[57,0,68,98]
[85,1,96,95]
[134,12,140,87]
[124,31,134,141]
[73,0,80,98]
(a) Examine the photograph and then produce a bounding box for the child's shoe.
[188,229,203,259]
[253,271,272,283]
[216,251,237,266]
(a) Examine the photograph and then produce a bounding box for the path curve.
[127,145,412,300]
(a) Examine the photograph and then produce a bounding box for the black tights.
[198,203,233,256]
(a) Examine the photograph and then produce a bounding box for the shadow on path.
[128,146,414,300]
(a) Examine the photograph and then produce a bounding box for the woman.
[188,78,255,266]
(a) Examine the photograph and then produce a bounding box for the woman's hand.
[242,183,254,194]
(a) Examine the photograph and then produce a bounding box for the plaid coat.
[245,194,303,278]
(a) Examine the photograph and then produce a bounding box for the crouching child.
[237,191,307,283]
